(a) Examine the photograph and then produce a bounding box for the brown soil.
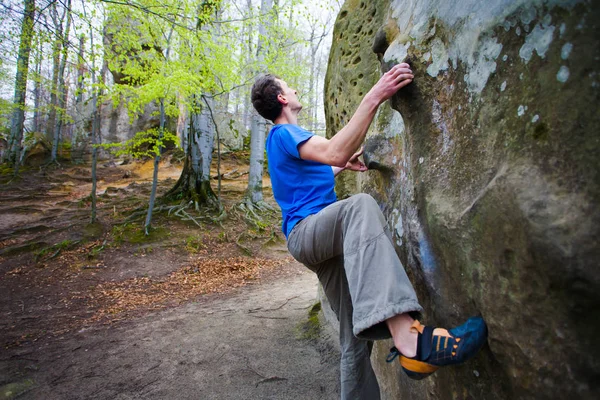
[0,153,287,350]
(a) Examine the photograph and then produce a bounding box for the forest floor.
[0,153,340,399]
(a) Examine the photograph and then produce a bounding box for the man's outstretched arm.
[332,147,367,176]
[299,63,413,167]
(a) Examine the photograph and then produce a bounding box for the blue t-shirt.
[266,124,337,238]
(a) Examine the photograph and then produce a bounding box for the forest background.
[0,0,341,231]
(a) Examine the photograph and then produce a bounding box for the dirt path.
[1,261,340,399]
[0,156,341,399]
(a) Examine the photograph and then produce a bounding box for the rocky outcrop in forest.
[325,0,599,398]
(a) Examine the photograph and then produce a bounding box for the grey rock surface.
[325,0,600,398]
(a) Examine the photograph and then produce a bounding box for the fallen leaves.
[86,256,286,323]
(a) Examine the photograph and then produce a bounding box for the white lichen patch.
[391,209,404,246]
[427,38,450,77]
[518,105,526,116]
[501,81,507,91]
[516,26,522,36]
[557,66,570,82]
[386,0,579,95]
[423,51,431,61]
[532,114,540,123]
[387,110,405,138]
[419,157,425,164]
[383,40,410,63]
[520,6,537,25]
[503,54,508,61]
[519,21,556,63]
[561,43,573,59]
[464,37,503,93]
[559,23,566,37]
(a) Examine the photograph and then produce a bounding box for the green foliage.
[111,223,170,245]
[185,235,205,253]
[34,239,79,261]
[297,301,322,340]
[99,128,178,159]
[102,0,231,118]
[0,97,10,139]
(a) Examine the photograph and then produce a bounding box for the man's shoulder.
[271,124,310,136]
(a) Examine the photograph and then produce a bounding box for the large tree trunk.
[51,0,72,163]
[4,0,35,167]
[165,97,218,208]
[245,0,273,204]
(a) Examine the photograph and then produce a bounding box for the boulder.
[325,0,599,398]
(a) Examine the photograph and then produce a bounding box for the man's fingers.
[388,64,412,76]
[396,78,413,89]
[396,73,414,81]
[390,63,410,70]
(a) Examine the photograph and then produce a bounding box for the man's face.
[277,79,302,113]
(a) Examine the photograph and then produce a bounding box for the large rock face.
[325,0,599,398]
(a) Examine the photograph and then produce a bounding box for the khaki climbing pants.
[287,193,423,400]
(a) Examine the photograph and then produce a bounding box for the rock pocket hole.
[532,123,549,141]
[339,10,348,19]
[352,56,362,65]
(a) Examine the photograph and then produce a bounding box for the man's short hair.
[251,74,282,123]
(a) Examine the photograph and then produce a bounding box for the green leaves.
[98,128,179,159]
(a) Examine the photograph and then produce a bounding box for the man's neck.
[274,108,298,125]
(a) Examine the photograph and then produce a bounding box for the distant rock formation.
[325,0,599,398]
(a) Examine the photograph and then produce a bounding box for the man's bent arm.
[332,166,345,176]
[299,63,413,167]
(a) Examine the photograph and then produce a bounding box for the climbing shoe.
[386,317,488,380]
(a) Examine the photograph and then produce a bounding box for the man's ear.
[277,93,288,105]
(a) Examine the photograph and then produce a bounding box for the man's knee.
[349,193,381,216]
[350,193,377,208]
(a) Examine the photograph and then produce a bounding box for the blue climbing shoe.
[386,317,488,380]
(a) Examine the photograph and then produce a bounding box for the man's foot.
[386,317,488,380]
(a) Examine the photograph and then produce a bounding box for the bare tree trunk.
[32,32,43,133]
[51,0,72,163]
[144,98,166,234]
[144,25,176,233]
[46,3,64,144]
[242,0,253,130]
[4,0,35,168]
[90,39,105,224]
[72,34,85,153]
[245,0,273,204]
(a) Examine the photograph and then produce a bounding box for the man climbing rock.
[251,64,488,399]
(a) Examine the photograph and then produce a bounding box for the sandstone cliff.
[324,1,599,398]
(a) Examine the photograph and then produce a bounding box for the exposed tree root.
[125,200,227,228]
[233,199,277,231]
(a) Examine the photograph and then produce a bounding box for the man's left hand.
[345,147,367,172]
